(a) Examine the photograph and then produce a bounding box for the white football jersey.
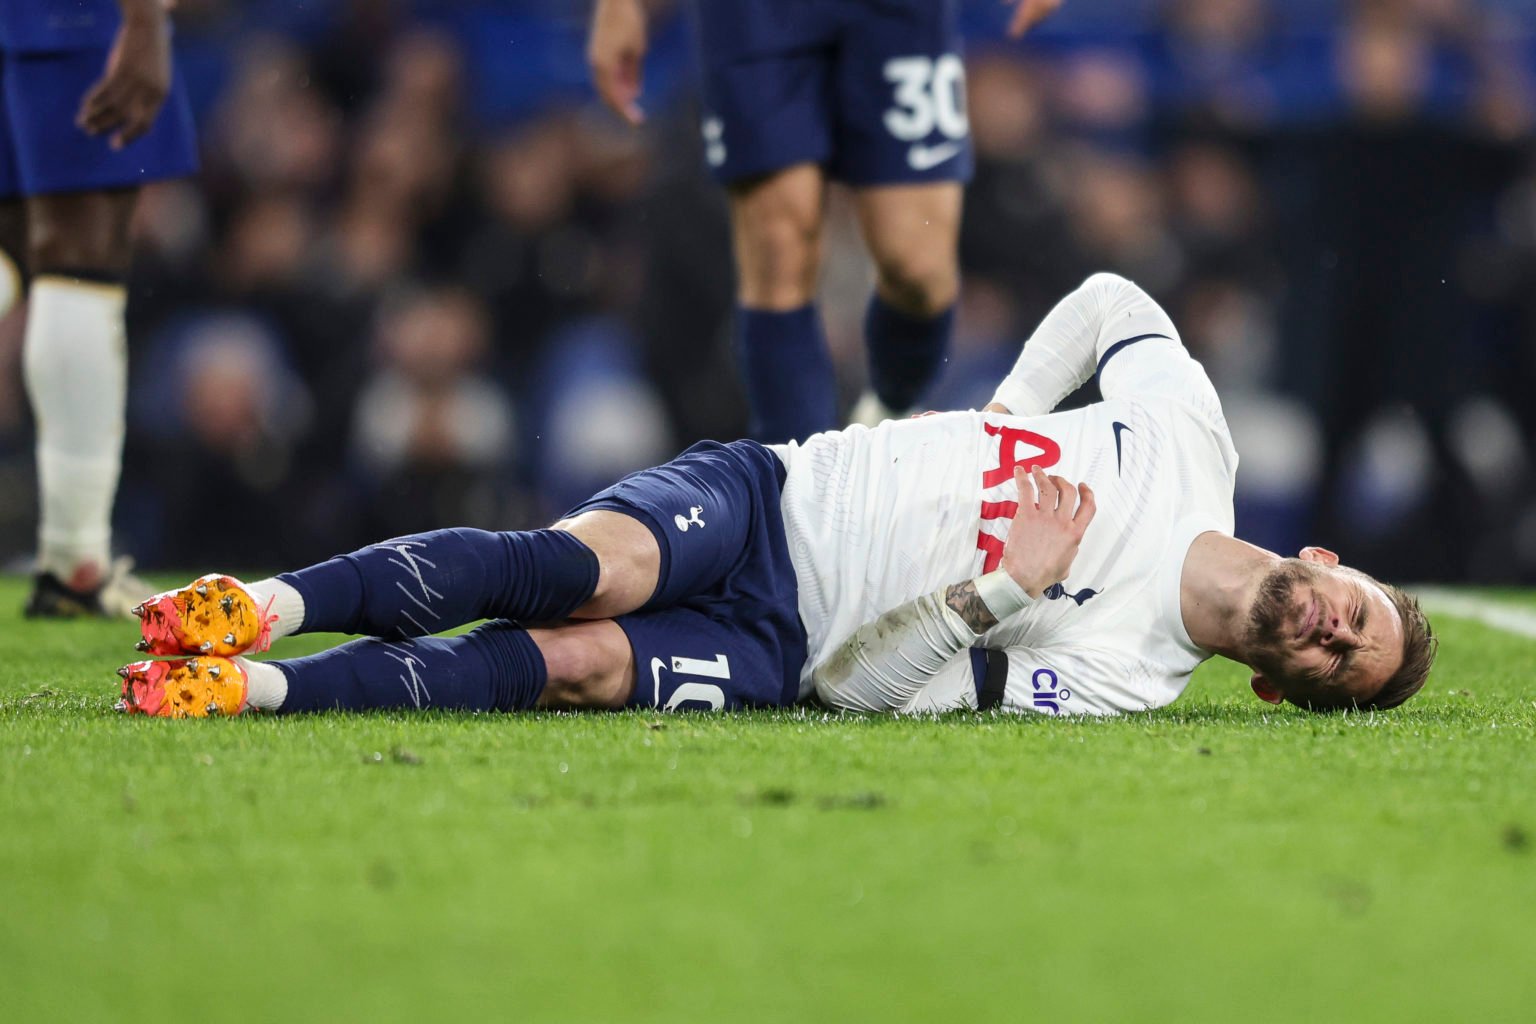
[771,324,1237,716]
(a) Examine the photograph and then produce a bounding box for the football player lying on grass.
[117,273,1435,719]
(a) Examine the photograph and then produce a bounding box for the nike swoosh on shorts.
[907,142,961,171]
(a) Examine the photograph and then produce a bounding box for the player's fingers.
[77,81,120,132]
[1050,476,1077,517]
[1074,482,1097,529]
[1013,464,1041,510]
[589,58,627,117]
[1031,465,1059,509]
[1008,0,1060,38]
[116,95,158,147]
[617,55,646,124]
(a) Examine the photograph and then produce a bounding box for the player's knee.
[26,195,135,277]
[552,510,661,618]
[731,179,823,308]
[873,248,959,316]
[535,623,632,709]
[28,221,130,278]
[735,219,821,307]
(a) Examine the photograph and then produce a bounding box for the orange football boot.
[116,657,249,718]
[133,574,277,657]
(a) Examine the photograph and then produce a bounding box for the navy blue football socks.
[736,304,838,443]
[274,620,547,713]
[278,527,599,638]
[865,296,954,413]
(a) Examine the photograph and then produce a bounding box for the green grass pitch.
[1,577,1533,1022]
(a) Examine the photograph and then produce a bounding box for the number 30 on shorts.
[882,55,968,142]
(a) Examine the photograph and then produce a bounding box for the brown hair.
[1291,582,1436,713]
[1365,584,1437,710]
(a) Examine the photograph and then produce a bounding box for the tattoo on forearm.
[946,580,999,634]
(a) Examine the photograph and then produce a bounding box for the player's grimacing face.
[1244,555,1405,708]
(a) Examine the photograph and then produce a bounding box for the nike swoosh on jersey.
[907,141,962,171]
[650,657,668,705]
[1112,421,1134,475]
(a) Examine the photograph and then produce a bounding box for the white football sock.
[0,248,19,319]
[237,657,289,712]
[246,577,306,643]
[22,276,128,583]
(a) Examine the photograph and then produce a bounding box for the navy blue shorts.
[691,0,972,186]
[564,440,806,711]
[0,48,199,198]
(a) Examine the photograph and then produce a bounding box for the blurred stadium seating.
[1,0,1534,581]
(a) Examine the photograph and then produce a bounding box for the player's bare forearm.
[945,580,999,634]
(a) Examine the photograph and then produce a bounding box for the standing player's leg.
[21,189,137,609]
[692,0,842,443]
[730,163,838,443]
[831,1,971,422]
[0,199,24,319]
[853,181,963,417]
[6,30,199,616]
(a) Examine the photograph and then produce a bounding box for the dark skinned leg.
[25,187,138,277]
[0,198,25,309]
[22,187,141,608]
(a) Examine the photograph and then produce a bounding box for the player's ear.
[1250,674,1284,705]
[1298,546,1339,566]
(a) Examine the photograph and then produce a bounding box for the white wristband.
[974,570,1033,622]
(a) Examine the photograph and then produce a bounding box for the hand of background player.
[588,0,649,126]
[77,2,172,150]
[1001,466,1095,598]
[1006,0,1064,39]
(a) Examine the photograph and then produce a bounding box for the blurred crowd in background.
[2,0,1535,582]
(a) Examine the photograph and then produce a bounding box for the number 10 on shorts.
[651,653,731,711]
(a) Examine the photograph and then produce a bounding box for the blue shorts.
[691,0,972,186]
[0,48,199,199]
[565,440,806,711]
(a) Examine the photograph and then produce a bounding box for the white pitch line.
[1412,588,1536,641]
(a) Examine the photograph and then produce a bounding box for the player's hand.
[77,4,172,150]
[1001,465,1095,597]
[1006,0,1064,39]
[588,0,649,126]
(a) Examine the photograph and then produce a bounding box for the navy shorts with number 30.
[690,0,972,185]
[564,440,807,712]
